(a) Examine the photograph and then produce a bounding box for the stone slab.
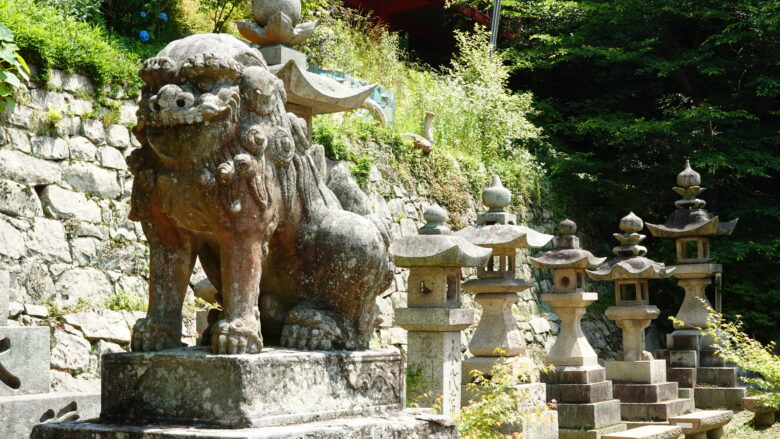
[668,368,696,388]
[0,326,50,396]
[693,386,745,411]
[542,365,607,385]
[558,399,623,429]
[606,360,666,384]
[655,350,698,368]
[100,347,403,428]
[0,270,8,326]
[678,388,694,399]
[698,350,726,367]
[696,367,737,387]
[668,409,732,434]
[560,423,628,439]
[0,391,100,439]
[31,412,458,439]
[548,381,614,404]
[620,398,694,422]
[395,307,477,331]
[258,44,308,69]
[499,409,559,439]
[613,382,678,403]
[603,425,682,439]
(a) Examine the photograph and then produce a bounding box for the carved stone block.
[0,391,100,439]
[100,347,403,428]
[0,326,50,396]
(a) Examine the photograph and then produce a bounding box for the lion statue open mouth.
[126,34,393,354]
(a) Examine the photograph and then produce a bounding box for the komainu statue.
[126,34,393,354]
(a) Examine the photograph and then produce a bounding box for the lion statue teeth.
[126,34,393,354]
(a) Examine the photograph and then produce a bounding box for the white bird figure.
[402,111,435,154]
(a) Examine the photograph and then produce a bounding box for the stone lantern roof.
[588,212,673,281]
[530,219,605,269]
[389,205,491,268]
[455,176,552,249]
[646,161,738,238]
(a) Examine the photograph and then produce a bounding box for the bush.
[0,23,30,112]
[105,289,148,312]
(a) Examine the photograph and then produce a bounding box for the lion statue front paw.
[211,316,264,354]
[132,318,182,352]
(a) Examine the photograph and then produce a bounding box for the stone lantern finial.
[237,0,316,47]
[419,204,451,236]
[477,175,516,225]
[672,160,707,210]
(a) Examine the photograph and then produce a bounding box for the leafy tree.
[454,0,780,338]
[196,0,246,33]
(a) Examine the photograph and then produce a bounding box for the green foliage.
[105,289,148,312]
[196,0,246,33]
[458,356,552,438]
[457,0,780,336]
[0,24,30,112]
[0,0,149,93]
[672,303,780,409]
[405,363,433,408]
[44,298,94,318]
[306,10,547,216]
[36,0,104,25]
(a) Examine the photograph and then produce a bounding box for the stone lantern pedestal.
[532,220,626,439]
[647,161,745,410]
[390,205,490,415]
[456,176,558,439]
[588,213,694,426]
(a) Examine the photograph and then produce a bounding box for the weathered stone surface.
[612,382,678,403]
[693,387,745,411]
[50,370,101,394]
[32,136,69,160]
[559,424,627,439]
[0,217,26,259]
[620,398,695,422]
[68,136,98,161]
[5,127,32,153]
[98,146,127,170]
[667,367,696,388]
[40,185,102,222]
[17,259,56,302]
[405,331,463,415]
[63,310,131,343]
[51,328,91,372]
[0,392,100,439]
[63,162,121,198]
[0,326,50,396]
[547,381,614,404]
[696,367,737,387]
[23,303,48,318]
[557,399,623,429]
[395,308,476,331]
[603,425,682,439]
[118,101,137,125]
[0,179,43,218]
[73,222,109,240]
[0,150,62,185]
[27,217,72,263]
[0,271,8,325]
[80,119,105,144]
[54,268,112,305]
[669,409,732,436]
[105,125,130,149]
[606,360,666,384]
[32,412,457,439]
[70,237,101,266]
[101,347,403,428]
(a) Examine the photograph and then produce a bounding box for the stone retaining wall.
[0,70,620,393]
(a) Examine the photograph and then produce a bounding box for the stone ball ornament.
[238,0,316,46]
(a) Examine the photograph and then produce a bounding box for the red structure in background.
[341,0,517,54]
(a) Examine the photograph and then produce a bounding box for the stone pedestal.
[0,270,99,439]
[31,347,458,438]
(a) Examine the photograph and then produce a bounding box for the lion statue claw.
[127,34,393,354]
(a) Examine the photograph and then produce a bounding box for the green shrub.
[0,24,30,112]
[105,289,148,312]
[36,0,104,25]
[195,0,247,33]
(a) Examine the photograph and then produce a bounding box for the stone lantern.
[587,213,694,424]
[647,161,744,410]
[389,205,491,415]
[531,220,627,438]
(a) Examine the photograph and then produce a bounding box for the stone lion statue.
[126,34,393,354]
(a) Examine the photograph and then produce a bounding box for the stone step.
[668,409,732,438]
[560,423,628,439]
[696,367,737,387]
[557,399,623,429]
[668,368,696,388]
[698,350,726,367]
[693,387,746,411]
[603,425,682,439]
[620,398,695,422]
[613,382,678,403]
[543,365,607,385]
[655,350,698,368]
[678,388,694,399]
[548,380,614,404]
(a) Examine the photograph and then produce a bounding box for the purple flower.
[158,12,168,21]
[139,30,150,43]
[139,11,147,18]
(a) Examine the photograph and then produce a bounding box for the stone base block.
[694,386,746,411]
[620,398,694,422]
[679,388,694,399]
[499,409,559,439]
[655,349,700,368]
[696,367,737,387]
[699,350,726,367]
[669,409,732,437]
[668,367,697,388]
[543,365,607,385]
[548,381,613,404]
[0,391,100,439]
[100,347,403,428]
[558,399,623,429]
[603,425,682,439]
[613,382,678,403]
[405,331,463,414]
[31,412,458,439]
[258,44,308,69]
[560,423,627,439]
[606,361,666,384]
[667,330,714,351]
[0,326,50,396]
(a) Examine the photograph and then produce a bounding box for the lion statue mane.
[126,34,393,354]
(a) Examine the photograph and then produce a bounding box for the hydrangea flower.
[140,11,147,18]
[158,12,168,21]
[139,30,150,43]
